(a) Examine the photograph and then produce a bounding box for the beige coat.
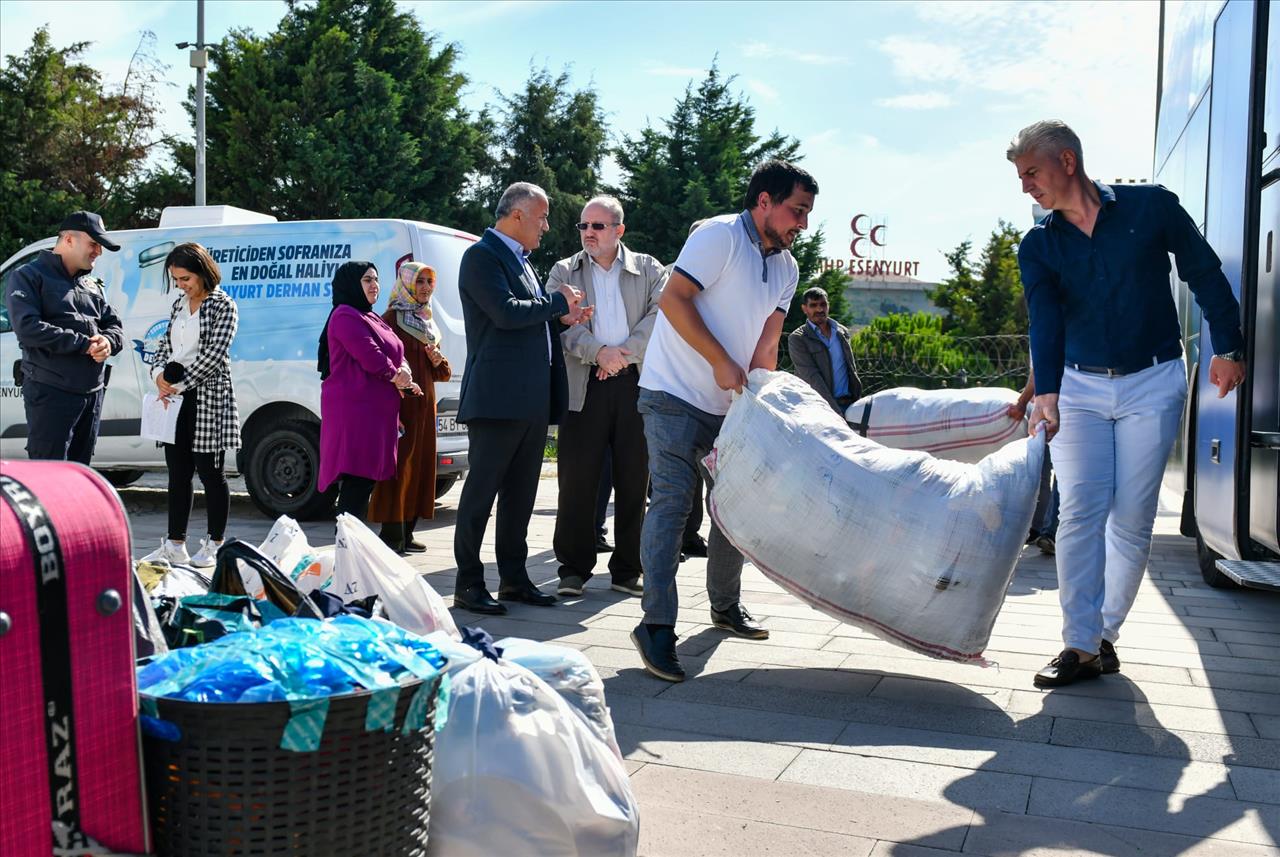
[548,243,666,412]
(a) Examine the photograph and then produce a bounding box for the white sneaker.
[189,538,223,569]
[140,539,191,566]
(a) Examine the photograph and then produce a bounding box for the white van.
[0,206,474,518]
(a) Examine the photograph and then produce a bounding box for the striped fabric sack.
[708,371,1044,664]
[844,386,1025,464]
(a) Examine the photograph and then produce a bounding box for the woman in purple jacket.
[316,261,421,520]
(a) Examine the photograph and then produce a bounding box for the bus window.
[1266,6,1279,168]
[1155,0,1219,171]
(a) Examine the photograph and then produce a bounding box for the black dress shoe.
[1099,639,1120,674]
[595,535,614,553]
[453,585,508,615]
[681,535,708,558]
[497,583,558,606]
[403,520,427,552]
[1034,649,1103,688]
[710,603,769,639]
[630,623,685,682]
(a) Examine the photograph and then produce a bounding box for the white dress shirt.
[589,254,627,349]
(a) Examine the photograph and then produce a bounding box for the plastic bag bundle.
[497,636,620,759]
[142,561,212,599]
[845,386,1024,463]
[334,513,460,639]
[138,615,446,704]
[430,657,639,857]
[709,370,1044,664]
[259,515,334,594]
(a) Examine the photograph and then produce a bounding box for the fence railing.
[847,332,1031,395]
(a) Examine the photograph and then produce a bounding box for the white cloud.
[746,78,779,103]
[403,0,559,32]
[876,36,965,83]
[643,63,705,78]
[741,40,848,66]
[875,92,953,110]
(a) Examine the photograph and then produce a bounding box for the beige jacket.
[548,243,666,411]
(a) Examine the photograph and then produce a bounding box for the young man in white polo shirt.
[631,160,818,682]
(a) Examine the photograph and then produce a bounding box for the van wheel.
[100,469,145,488]
[1196,530,1240,589]
[244,419,335,520]
[434,474,459,500]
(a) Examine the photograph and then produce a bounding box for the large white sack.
[845,386,1024,463]
[428,658,639,857]
[709,370,1044,664]
[333,513,460,639]
[497,636,621,760]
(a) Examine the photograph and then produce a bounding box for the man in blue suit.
[453,182,591,614]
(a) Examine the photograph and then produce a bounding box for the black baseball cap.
[58,210,120,251]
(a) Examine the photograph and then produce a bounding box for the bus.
[1157,0,1278,588]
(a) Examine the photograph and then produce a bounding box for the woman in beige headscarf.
[368,261,451,553]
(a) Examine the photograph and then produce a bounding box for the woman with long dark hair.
[140,242,240,568]
[317,260,420,521]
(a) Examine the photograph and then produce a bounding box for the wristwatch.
[1214,350,1244,362]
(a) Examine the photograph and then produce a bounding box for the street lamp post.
[178,0,208,206]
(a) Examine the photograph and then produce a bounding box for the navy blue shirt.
[1018,182,1244,395]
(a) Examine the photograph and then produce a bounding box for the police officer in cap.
[5,211,124,464]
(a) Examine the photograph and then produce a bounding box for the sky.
[0,0,1162,282]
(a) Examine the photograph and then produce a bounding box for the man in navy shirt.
[1010,120,1245,688]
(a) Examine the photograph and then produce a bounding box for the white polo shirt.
[639,211,798,415]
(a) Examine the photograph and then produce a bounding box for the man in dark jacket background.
[788,286,862,416]
[5,211,123,464]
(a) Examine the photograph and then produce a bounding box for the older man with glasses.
[549,195,668,600]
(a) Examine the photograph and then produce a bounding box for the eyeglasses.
[576,222,619,232]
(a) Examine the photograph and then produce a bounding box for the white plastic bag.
[333,513,460,639]
[845,386,1024,463]
[258,515,333,594]
[429,658,639,857]
[709,370,1044,664]
[497,636,620,759]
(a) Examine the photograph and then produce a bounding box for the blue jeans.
[637,389,743,626]
[1032,447,1059,538]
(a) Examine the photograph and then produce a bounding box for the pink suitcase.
[0,459,150,856]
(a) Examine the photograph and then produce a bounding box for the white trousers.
[1050,359,1187,652]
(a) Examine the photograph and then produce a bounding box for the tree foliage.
[928,221,1026,337]
[612,62,798,265]
[198,0,490,224]
[484,67,608,267]
[0,27,170,261]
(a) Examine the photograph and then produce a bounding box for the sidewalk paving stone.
[118,471,1280,854]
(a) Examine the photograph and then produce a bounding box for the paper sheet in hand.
[141,393,182,444]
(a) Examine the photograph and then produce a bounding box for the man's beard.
[763,223,790,249]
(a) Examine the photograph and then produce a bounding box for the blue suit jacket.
[457,229,570,425]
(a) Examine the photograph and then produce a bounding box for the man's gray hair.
[1006,120,1084,165]
[583,195,624,225]
[495,182,548,219]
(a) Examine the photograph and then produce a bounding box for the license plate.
[437,414,462,435]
